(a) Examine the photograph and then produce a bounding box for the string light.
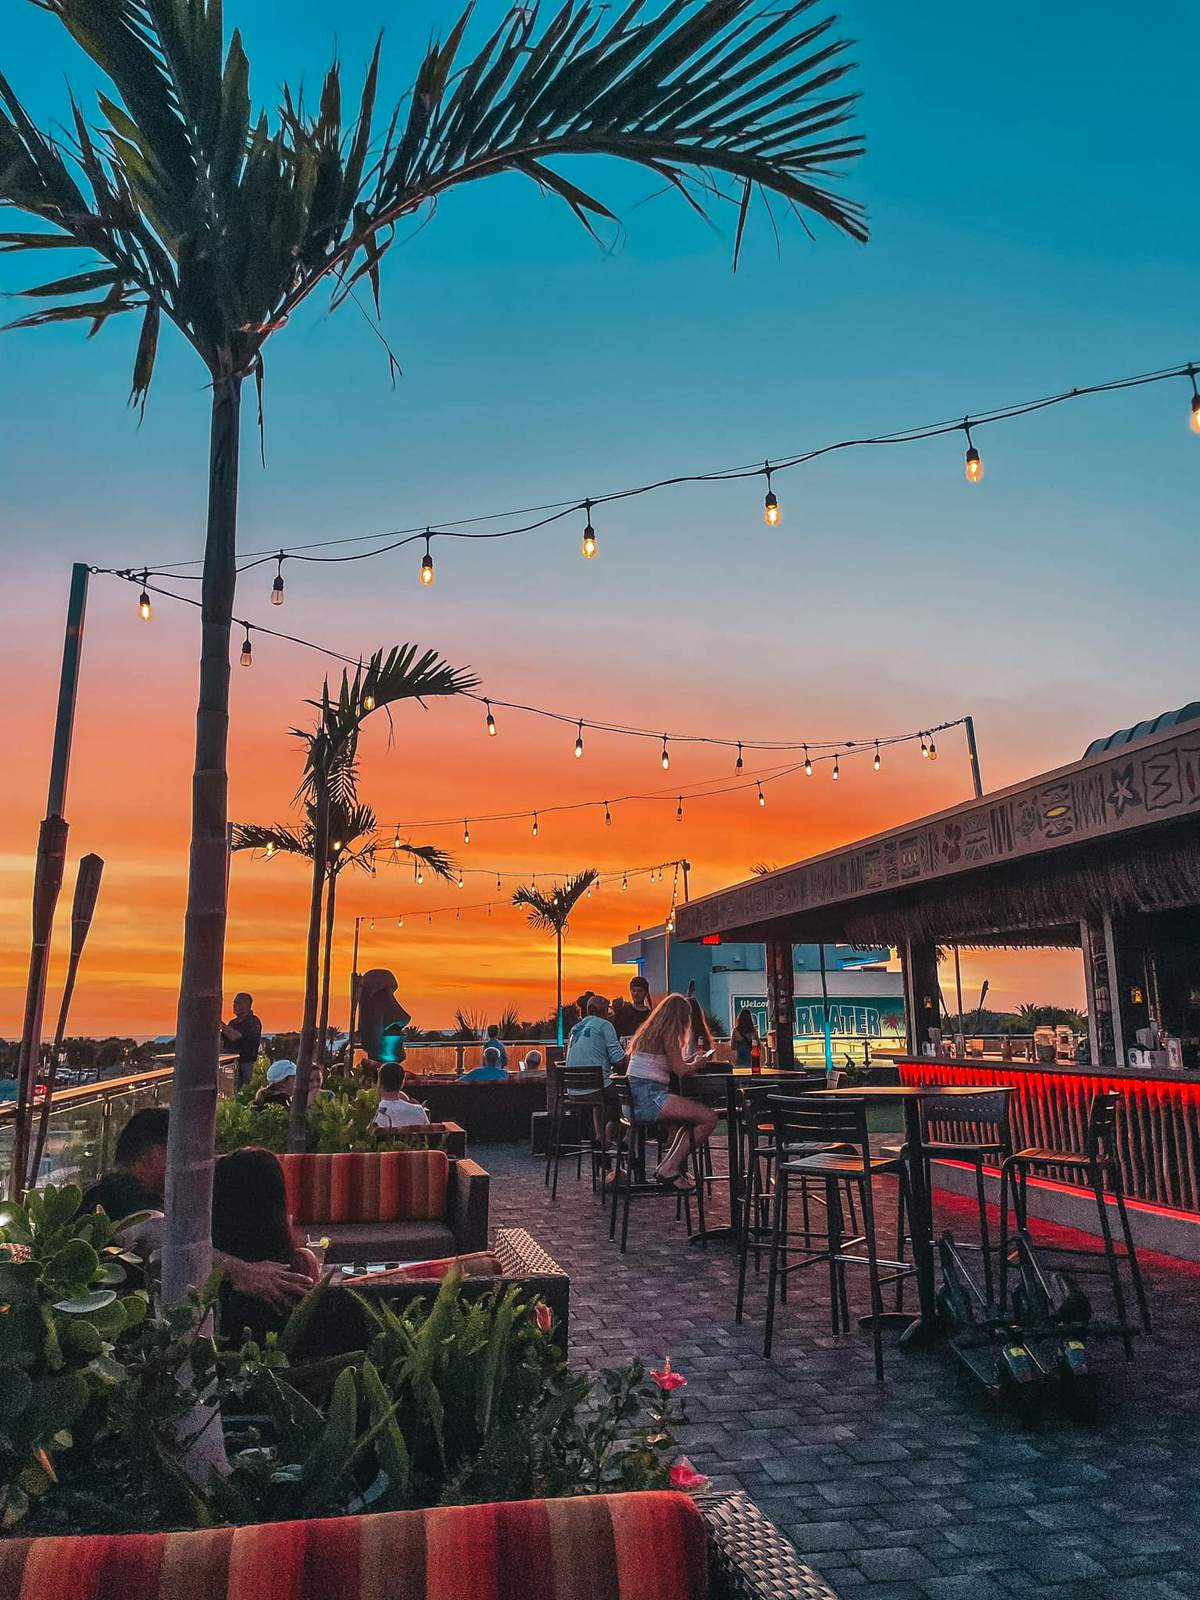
[661,736,670,771]
[397,915,403,928]
[138,571,151,621]
[676,796,684,822]
[485,700,497,737]
[496,873,502,890]
[457,873,465,888]
[763,461,781,526]
[264,840,276,859]
[604,801,612,826]
[963,421,983,484]
[920,732,929,758]
[873,740,880,771]
[362,672,375,712]
[927,734,938,761]
[392,831,401,850]
[416,866,424,884]
[531,812,539,837]
[736,741,744,773]
[804,746,812,777]
[757,782,766,807]
[833,753,841,780]
[1190,366,1200,434]
[270,553,285,606]
[581,501,597,559]
[239,628,253,667]
[419,531,435,586]
[575,720,584,759]
[622,872,629,889]
[463,820,470,845]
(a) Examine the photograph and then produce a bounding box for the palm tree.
[233,808,455,1069]
[513,870,599,1045]
[1,1,863,1298]
[287,647,475,1149]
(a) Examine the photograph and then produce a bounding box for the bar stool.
[544,1064,607,1200]
[764,1095,911,1379]
[999,1089,1151,1355]
[888,1087,1014,1307]
[609,1079,705,1254]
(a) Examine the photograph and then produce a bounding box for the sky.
[1,0,1197,1036]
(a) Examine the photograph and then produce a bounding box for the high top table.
[817,1083,1015,1347]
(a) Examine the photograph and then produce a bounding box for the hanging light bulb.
[873,741,881,772]
[676,796,684,822]
[586,883,592,898]
[485,701,496,737]
[416,866,424,885]
[362,673,375,712]
[804,745,813,778]
[964,421,983,484]
[419,531,435,586]
[239,629,253,667]
[531,812,539,838]
[757,782,766,807]
[736,741,744,774]
[455,908,460,921]
[138,572,152,621]
[832,754,841,780]
[1190,368,1200,433]
[763,461,781,526]
[496,873,502,891]
[397,915,403,928]
[463,820,470,845]
[575,720,584,759]
[271,553,285,606]
[264,840,277,859]
[920,732,929,759]
[331,839,344,854]
[667,912,676,933]
[927,734,938,761]
[370,917,375,930]
[604,801,612,826]
[581,500,597,559]
[661,736,670,771]
[622,872,628,890]
[457,874,465,889]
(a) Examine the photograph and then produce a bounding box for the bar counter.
[897,1055,1200,1218]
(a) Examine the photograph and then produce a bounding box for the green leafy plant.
[0,1186,148,1528]
[215,1084,442,1154]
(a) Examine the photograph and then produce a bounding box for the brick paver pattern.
[486,1140,1200,1600]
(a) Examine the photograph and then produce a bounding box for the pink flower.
[534,1301,553,1334]
[669,1458,710,1493]
[650,1357,687,1392]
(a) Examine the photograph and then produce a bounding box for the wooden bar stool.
[998,1089,1151,1356]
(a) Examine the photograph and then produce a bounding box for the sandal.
[654,1171,695,1193]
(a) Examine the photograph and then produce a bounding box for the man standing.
[481,1024,509,1070]
[221,991,263,1087]
[612,975,653,1040]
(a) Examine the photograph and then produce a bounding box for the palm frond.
[1,1,864,404]
[512,868,599,933]
[395,842,459,885]
[230,821,308,857]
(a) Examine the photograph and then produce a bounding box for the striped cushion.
[281,1152,449,1224]
[0,1492,708,1600]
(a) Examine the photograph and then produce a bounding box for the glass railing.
[0,1056,238,1191]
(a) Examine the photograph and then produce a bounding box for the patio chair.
[609,1078,706,1254]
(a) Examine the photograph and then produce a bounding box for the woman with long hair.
[626,994,719,1191]
[212,1146,320,1342]
[731,1007,761,1069]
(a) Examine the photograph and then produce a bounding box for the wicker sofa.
[281,1150,488,1264]
[0,1489,840,1600]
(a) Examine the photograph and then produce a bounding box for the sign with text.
[732,996,905,1038]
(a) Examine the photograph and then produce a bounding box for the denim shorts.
[628,1076,670,1123]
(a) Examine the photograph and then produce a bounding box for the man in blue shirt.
[566,995,628,1146]
[480,1025,508,1070]
[459,1047,509,1083]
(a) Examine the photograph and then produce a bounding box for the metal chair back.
[920,1087,1013,1145]
[1086,1090,1122,1162]
[767,1093,870,1162]
[560,1064,606,1099]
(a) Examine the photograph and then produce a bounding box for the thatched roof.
[676,716,1200,948]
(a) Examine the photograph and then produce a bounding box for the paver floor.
[486,1139,1200,1600]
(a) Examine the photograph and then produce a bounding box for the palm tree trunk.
[556,928,564,1047]
[290,784,329,1151]
[163,373,240,1307]
[318,867,338,1066]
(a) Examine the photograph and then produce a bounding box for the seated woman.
[212,1146,321,1343]
[626,994,718,1192]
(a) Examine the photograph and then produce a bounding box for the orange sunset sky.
[2,2,1195,1040]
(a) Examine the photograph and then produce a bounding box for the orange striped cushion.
[0,1493,708,1600]
[280,1152,449,1224]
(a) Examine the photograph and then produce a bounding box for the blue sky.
[1,0,1197,1028]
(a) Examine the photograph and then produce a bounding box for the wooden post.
[902,939,940,1055]
[11,564,89,1198]
[765,936,795,1069]
[964,715,984,799]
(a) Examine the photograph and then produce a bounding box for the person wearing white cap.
[255,1059,296,1107]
